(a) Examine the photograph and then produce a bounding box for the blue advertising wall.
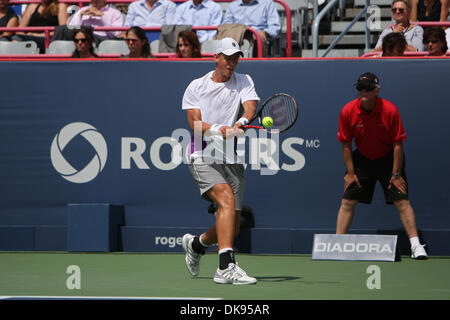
[1,58,449,254]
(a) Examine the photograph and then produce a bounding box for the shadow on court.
[255,276,302,282]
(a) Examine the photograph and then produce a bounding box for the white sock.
[218,247,233,255]
[410,236,420,247]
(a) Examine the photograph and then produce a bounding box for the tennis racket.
[244,93,299,133]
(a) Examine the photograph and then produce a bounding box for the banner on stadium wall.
[1,59,450,233]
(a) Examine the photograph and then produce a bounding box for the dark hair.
[71,26,97,58]
[126,26,151,58]
[423,26,448,54]
[176,30,201,58]
[382,32,407,56]
[392,0,410,11]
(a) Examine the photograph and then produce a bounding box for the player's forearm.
[392,142,403,174]
[342,142,355,174]
[240,100,258,123]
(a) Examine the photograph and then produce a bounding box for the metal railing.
[312,0,372,57]
[361,51,450,57]
[8,0,292,57]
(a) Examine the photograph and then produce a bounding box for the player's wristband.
[209,124,224,135]
[237,117,249,126]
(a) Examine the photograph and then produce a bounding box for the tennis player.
[181,38,260,284]
[336,72,428,260]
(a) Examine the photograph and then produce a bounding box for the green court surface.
[0,252,449,300]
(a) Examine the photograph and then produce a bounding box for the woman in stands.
[123,26,152,58]
[11,0,68,53]
[176,30,201,58]
[382,32,407,56]
[373,0,424,52]
[423,26,448,56]
[0,0,19,40]
[72,27,98,58]
[410,0,449,22]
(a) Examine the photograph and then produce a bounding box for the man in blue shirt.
[124,0,176,27]
[173,0,223,43]
[223,0,280,55]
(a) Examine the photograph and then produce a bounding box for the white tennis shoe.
[213,263,257,285]
[411,244,428,260]
[182,233,203,276]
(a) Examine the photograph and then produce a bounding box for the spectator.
[71,26,98,58]
[172,0,222,43]
[410,0,449,22]
[423,26,448,56]
[124,0,176,27]
[223,0,281,56]
[176,30,201,58]
[11,0,68,53]
[122,26,152,58]
[0,0,19,41]
[374,0,424,52]
[382,32,407,56]
[68,0,123,42]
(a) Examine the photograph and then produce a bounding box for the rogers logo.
[50,122,107,183]
[155,236,182,248]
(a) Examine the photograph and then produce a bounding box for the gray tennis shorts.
[188,158,245,211]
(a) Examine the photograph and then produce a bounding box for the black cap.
[355,72,380,87]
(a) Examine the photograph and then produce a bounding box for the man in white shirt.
[172,0,222,43]
[181,38,260,285]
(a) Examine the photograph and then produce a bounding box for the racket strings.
[263,95,298,131]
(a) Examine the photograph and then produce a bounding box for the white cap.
[215,37,243,56]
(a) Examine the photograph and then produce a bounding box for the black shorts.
[342,150,409,204]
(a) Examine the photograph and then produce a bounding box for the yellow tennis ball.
[262,116,273,128]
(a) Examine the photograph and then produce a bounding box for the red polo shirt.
[337,97,406,160]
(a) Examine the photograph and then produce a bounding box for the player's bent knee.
[394,199,410,211]
[210,184,235,210]
[341,198,358,209]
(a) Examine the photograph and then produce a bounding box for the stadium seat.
[0,41,39,54]
[150,40,159,54]
[46,40,75,54]
[241,39,253,58]
[97,40,130,55]
[200,39,219,54]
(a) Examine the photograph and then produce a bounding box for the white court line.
[0,295,222,300]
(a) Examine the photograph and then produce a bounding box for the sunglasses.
[356,84,376,92]
[392,7,405,13]
[74,38,88,43]
[424,39,440,44]
[125,38,139,43]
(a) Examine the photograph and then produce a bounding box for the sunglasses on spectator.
[125,38,139,43]
[74,38,88,43]
[356,84,376,91]
[392,7,405,13]
[424,39,440,44]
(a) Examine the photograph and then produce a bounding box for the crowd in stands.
[0,0,449,58]
[0,0,282,57]
[371,0,449,57]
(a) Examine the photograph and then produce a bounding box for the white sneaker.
[182,233,203,276]
[213,263,257,285]
[411,244,428,260]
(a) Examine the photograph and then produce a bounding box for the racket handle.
[244,125,263,130]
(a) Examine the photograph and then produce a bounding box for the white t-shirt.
[446,28,450,53]
[182,70,260,164]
